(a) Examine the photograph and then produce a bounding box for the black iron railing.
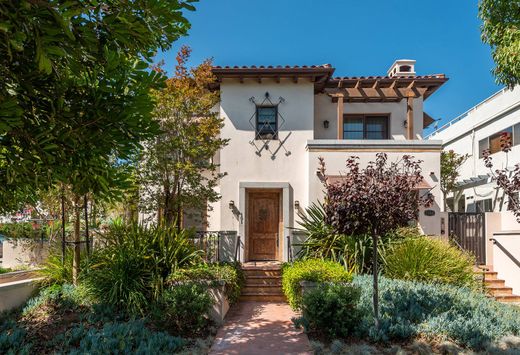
[287,235,293,262]
[192,231,239,263]
[490,238,520,270]
[234,235,241,262]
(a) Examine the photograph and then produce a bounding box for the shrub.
[0,267,12,274]
[168,262,245,304]
[154,283,213,335]
[81,220,202,314]
[282,259,353,309]
[295,203,411,273]
[0,222,46,240]
[384,236,479,289]
[0,320,32,354]
[38,247,89,286]
[295,283,362,339]
[353,275,520,349]
[67,320,186,354]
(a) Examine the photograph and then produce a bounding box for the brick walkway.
[209,302,312,355]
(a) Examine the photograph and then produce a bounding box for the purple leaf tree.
[319,153,433,328]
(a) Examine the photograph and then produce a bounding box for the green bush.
[66,320,186,354]
[38,246,89,286]
[384,237,479,289]
[0,320,32,354]
[168,262,245,304]
[353,275,520,349]
[81,220,202,315]
[295,283,362,339]
[155,283,213,335]
[282,259,353,309]
[0,222,46,240]
[0,267,12,274]
[295,203,410,273]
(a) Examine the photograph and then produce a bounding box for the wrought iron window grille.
[248,92,291,159]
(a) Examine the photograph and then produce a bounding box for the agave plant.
[294,202,399,274]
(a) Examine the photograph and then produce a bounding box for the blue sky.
[156,0,501,135]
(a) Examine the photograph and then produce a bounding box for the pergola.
[324,75,448,139]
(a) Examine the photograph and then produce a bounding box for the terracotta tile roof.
[330,74,446,80]
[212,64,333,69]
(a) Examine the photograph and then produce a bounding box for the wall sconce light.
[229,200,235,210]
[403,120,408,128]
[430,171,435,176]
[294,200,300,209]
[323,120,329,129]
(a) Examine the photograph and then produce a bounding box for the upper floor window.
[343,114,389,140]
[256,106,278,139]
[478,123,519,158]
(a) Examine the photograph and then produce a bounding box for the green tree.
[479,0,520,88]
[140,46,228,227]
[440,150,468,211]
[1,0,196,282]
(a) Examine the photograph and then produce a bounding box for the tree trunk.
[72,194,81,285]
[372,230,380,330]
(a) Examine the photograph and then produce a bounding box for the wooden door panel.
[248,191,280,260]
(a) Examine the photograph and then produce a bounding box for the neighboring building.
[427,87,520,214]
[194,60,448,262]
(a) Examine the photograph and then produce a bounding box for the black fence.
[448,212,486,265]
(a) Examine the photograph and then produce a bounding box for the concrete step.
[243,285,283,294]
[483,271,499,280]
[487,286,513,296]
[484,279,506,287]
[240,292,287,302]
[244,275,282,284]
[494,294,520,303]
[244,269,282,279]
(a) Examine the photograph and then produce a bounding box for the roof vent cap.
[387,59,416,77]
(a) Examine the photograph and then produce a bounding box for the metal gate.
[448,212,486,265]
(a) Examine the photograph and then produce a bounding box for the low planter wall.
[2,239,49,269]
[0,277,42,312]
[208,282,230,325]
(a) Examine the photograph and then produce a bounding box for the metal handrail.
[425,88,507,139]
[490,238,520,270]
[234,235,241,262]
[286,235,293,262]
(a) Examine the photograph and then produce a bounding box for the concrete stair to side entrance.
[240,262,286,302]
[478,265,520,304]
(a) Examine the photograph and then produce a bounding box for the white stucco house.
[191,60,448,262]
[427,86,520,215]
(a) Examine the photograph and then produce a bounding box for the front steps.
[240,262,286,302]
[478,265,520,304]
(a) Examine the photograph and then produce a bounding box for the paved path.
[209,302,312,355]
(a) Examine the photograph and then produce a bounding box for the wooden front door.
[248,190,281,260]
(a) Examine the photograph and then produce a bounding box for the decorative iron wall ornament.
[248,92,291,159]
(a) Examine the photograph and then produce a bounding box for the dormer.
[387,59,416,77]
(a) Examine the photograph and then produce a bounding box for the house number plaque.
[424,209,435,216]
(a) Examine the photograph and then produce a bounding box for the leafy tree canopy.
[479,0,520,88]
[440,150,468,210]
[139,46,228,226]
[0,0,196,211]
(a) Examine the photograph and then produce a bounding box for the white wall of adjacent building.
[428,86,520,215]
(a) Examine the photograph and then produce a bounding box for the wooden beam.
[407,91,414,140]
[337,95,344,139]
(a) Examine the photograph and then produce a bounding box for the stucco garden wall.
[491,230,520,295]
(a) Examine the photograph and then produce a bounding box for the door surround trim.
[238,182,293,262]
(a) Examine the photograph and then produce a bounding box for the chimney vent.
[387,59,416,77]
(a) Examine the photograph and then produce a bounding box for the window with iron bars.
[256,105,278,140]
